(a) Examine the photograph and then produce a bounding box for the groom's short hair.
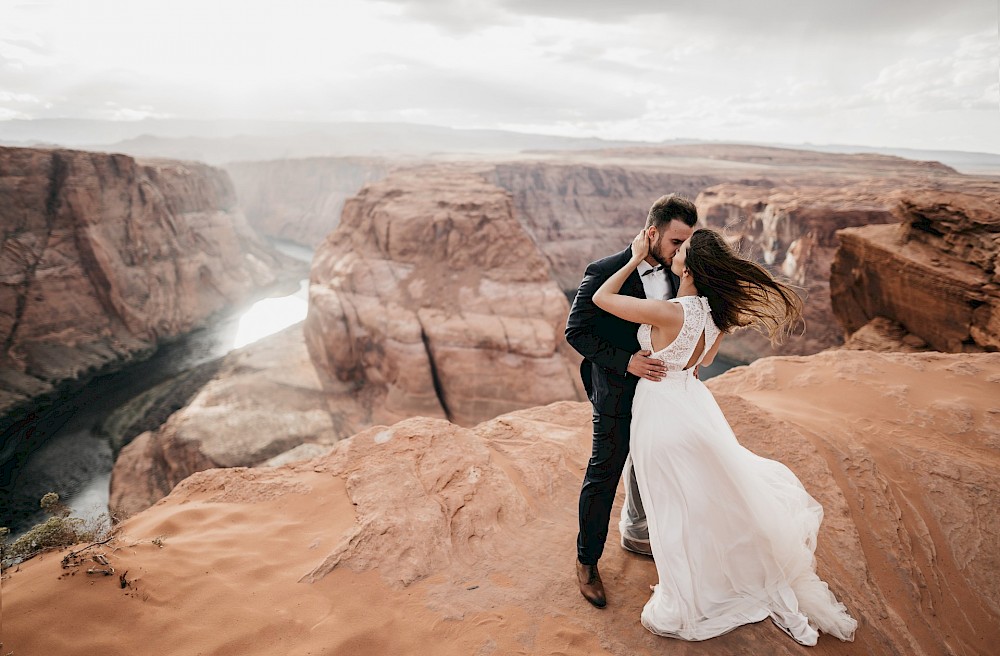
[646,194,698,229]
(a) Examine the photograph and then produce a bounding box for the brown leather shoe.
[576,561,607,608]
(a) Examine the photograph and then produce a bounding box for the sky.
[2,0,998,152]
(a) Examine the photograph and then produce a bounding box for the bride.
[592,228,857,646]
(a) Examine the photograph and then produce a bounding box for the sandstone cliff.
[0,146,293,424]
[110,166,586,516]
[304,164,584,429]
[490,145,978,362]
[9,350,1000,655]
[491,162,721,292]
[694,183,902,360]
[225,157,392,246]
[831,184,1000,353]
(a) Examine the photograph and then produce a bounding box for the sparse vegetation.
[0,493,112,567]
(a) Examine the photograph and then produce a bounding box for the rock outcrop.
[841,317,932,352]
[304,164,584,429]
[109,323,343,517]
[8,350,1000,655]
[831,186,1000,352]
[0,146,294,423]
[225,157,392,247]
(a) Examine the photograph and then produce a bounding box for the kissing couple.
[566,194,857,646]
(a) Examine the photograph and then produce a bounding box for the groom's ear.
[646,225,657,240]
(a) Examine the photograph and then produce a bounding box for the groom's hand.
[628,350,666,381]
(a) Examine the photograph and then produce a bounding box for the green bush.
[1,493,105,565]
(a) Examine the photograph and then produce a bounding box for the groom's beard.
[650,239,672,268]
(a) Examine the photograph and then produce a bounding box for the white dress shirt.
[637,259,672,301]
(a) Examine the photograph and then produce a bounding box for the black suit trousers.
[577,410,633,565]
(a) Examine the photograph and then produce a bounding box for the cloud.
[864,30,1000,112]
[1,1,996,152]
[377,0,516,34]
[378,0,993,36]
[308,61,645,125]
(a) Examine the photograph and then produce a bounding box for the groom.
[566,193,698,608]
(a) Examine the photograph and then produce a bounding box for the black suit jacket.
[565,247,680,417]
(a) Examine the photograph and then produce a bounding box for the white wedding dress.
[622,295,857,645]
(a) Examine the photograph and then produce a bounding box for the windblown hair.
[646,194,698,230]
[685,229,804,345]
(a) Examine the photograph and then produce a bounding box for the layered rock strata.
[8,350,1000,655]
[831,186,1000,352]
[225,157,391,247]
[491,145,977,362]
[304,165,583,429]
[694,183,902,360]
[491,162,721,292]
[0,146,290,421]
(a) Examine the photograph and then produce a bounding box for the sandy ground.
[4,350,998,656]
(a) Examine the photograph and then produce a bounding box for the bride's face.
[671,239,691,278]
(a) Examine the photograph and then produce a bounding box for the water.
[699,355,741,380]
[2,240,312,536]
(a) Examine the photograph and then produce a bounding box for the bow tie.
[641,265,664,276]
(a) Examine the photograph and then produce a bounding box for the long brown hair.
[684,229,804,345]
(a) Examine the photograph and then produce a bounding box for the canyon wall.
[225,157,391,247]
[694,183,901,359]
[0,146,291,422]
[831,184,1000,353]
[110,324,341,517]
[492,146,968,361]
[491,162,720,292]
[216,146,991,363]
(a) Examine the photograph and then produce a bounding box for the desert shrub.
[1,493,105,566]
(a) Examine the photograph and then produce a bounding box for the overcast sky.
[2,0,998,152]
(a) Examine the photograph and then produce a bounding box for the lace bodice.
[637,296,721,372]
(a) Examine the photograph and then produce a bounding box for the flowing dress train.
[623,295,857,645]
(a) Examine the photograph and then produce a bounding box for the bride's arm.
[593,231,682,328]
[699,333,724,367]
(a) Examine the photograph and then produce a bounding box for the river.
[1,240,312,537]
